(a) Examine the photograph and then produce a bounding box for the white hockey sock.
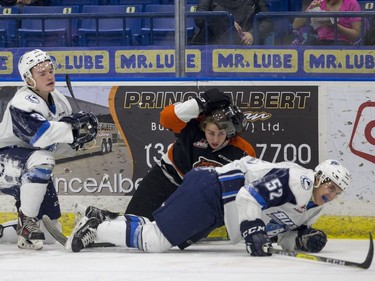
[0,220,18,243]
[97,221,128,247]
[20,182,48,217]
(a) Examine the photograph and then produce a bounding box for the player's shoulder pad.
[287,166,315,206]
[11,87,44,112]
[229,136,256,157]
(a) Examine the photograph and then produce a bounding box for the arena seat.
[359,0,375,10]
[0,6,19,48]
[160,0,199,4]
[18,6,79,47]
[288,0,303,12]
[78,5,142,47]
[265,0,291,45]
[50,0,100,12]
[108,0,161,11]
[140,4,196,46]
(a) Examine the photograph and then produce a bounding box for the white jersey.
[215,156,323,250]
[0,86,74,152]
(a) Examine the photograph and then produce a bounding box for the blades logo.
[193,156,222,168]
[349,102,375,163]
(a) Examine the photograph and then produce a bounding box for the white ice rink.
[0,238,373,281]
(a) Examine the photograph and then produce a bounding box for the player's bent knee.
[25,151,55,183]
[139,222,172,253]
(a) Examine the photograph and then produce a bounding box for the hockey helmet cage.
[18,49,55,86]
[209,105,246,139]
[314,159,351,191]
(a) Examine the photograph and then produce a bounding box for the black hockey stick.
[65,74,81,112]
[42,215,115,249]
[268,232,373,269]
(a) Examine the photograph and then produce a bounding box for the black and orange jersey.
[159,99,256,184]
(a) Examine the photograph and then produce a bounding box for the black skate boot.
[16,211,45,250]
[66,217,100,252]
[85,206,119,223]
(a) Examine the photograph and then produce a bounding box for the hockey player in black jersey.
[125,88,256,220]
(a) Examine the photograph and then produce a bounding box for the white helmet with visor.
[314,159,351,191]
[18,49,55,87]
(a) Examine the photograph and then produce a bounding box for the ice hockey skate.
[74,203,119,224]
[66,216,100,252]
[16,211,45,250]
[85,205,119,222]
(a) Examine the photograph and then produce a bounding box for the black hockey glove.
[295,226,327,253]
[195,88,231,115]
[241,219,272,257]
[61,111,99,149]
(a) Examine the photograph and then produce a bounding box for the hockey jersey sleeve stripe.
[244,185,268,209]
[218,169,245,203]
[160,99,200,134]
[30,121,50,145]
[10,106,47,145]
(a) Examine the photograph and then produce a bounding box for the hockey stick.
[42,215,115,249]
[65,74,81,112]
[268,232,373,269]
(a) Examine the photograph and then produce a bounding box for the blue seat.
[160,0,199,3]
[141,4,196,46]
[288,0,303,12]
[265,0,291,44]
[50,0,100,12]
[78,5,142,46]
[0,6,19,47]
[18,6,79,47]
[109,0,161,11]
[360,1,375,10]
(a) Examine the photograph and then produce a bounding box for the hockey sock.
[20,182,48,217]
[97,220,141,248]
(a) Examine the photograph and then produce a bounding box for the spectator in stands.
[293,0,362,46]
[0,0,49,6]
[190,0,274,45]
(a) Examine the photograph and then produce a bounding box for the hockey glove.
[195,88,231,115]
[61,111,98,149]
[295,226,327,253]
[241,219,272,256]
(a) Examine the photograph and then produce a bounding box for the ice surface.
[0,239,373,281]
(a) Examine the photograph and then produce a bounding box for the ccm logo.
[349,102,375,163]
[242,225,265,238]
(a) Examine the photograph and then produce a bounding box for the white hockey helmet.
[18,49,54,87]
[314,159,351,191]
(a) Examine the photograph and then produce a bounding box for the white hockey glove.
[295,226,327,253]
[241,219,272,256]
[61,111,98,149]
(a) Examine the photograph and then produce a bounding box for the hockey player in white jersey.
[66,156,350,256]
[0,49,98,250]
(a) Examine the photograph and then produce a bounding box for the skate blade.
[18,236,43,250]
[65,216,90,251]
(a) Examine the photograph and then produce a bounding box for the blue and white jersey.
[215,156,323,250]
[0,86,74,152]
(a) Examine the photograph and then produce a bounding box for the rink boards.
[0,80,374,238]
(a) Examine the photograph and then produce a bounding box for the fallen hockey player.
[63,157,350,256]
